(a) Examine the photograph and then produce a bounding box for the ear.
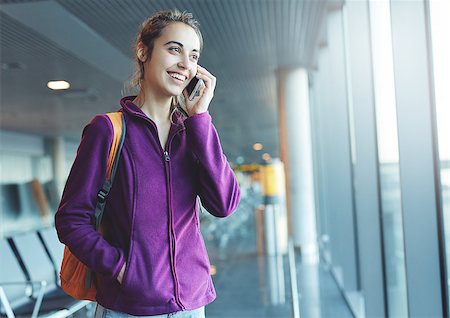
[136,43,147,62]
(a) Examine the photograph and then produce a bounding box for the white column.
[49,136,66,198]
[279,68,318,259]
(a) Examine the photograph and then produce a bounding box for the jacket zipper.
[163,131,186,310]
[135,111,186,308]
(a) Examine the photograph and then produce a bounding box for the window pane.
[429,0,450,312]
[369,1,408,316]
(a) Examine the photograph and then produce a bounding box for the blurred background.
[0,0,449,317]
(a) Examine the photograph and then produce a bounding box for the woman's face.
[140,22,201,98]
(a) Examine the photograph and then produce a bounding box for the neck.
[133,87,172,125]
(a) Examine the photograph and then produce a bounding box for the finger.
[196,72,215,92]
[196,65,214,77]
[197,65,213,76]
[196,66,216,88]
[195,74,213,92]
[198,85,206,97]
[182,88,189,101]
[195,72,209,85]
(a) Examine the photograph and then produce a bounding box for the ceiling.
[0,0,328,164]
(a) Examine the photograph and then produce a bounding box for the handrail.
[288,238,300,318]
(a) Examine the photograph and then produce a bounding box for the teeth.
[168,72,186,81]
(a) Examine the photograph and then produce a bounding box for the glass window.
[429,0,450,312]
[369,0,408,316]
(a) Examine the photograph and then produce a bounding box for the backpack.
[59,112,126,301]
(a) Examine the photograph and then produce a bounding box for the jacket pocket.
[117,246,174,305]
[118,254,144,300]
[118,239,133,293]
[194,200,200,229]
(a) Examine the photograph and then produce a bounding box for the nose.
[177,53,194,73]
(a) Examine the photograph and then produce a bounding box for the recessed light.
[210,264,217,276]
[253,143,263,151]
[262,153,271,161]
[47,80,70,90]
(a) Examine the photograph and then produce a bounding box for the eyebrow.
[164,41,200,53]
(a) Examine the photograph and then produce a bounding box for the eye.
[191,54,199,61]
[169,47,181,53]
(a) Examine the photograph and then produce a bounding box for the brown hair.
[125,9,203,120]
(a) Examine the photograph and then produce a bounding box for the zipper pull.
[164,151,170,162]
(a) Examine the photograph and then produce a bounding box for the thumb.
[182,89,189,101]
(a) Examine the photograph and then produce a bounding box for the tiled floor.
[204,244,353,317]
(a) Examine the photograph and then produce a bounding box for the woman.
[55,9,240,318]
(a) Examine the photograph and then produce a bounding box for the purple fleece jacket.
[55,96,240,315]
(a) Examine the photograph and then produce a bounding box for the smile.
[167,72,187,83]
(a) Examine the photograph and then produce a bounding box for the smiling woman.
[54,9,240,318]
[129,11,207,121]
[133,23,203,107]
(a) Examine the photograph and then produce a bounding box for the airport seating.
[1,181,50,236]
[0,231,91,318]
[1,184,21,220]
[0,238,30,318]
[36,227,65,285]
[0,178,92,318]
[17,182,41,220]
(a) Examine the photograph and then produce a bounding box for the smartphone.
[185,76,204,101]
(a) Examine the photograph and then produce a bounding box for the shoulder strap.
[105,112,126,183]
[94,112,126,230]
[85,112,126,288]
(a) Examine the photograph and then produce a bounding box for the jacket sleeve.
[54,114,126,280]
[184,111,241,218]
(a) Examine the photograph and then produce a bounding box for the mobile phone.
[185,76,204,101]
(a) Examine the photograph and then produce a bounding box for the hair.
[124,9,203,121]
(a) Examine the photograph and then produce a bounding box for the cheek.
[145,60,164,78]
[144,65,157,81]
[160,52,178,64]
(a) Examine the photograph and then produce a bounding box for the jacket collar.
[120,95,186,128]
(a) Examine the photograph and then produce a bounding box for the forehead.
[157,22,200,52]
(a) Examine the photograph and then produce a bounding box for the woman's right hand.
[117,262,126,284]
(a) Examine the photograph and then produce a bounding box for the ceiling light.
[210,264,217,276]
[262,153,271,161]
[253,143,263,151]
[47,80,70,90]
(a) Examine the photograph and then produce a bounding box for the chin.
[160,87,179,98]
[170,87,184,97]
[162,83,182,96]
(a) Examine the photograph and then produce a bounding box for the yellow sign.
[260,161,285,197]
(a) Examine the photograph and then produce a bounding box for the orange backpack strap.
[105,112,126,181]
[86,111,126,288]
